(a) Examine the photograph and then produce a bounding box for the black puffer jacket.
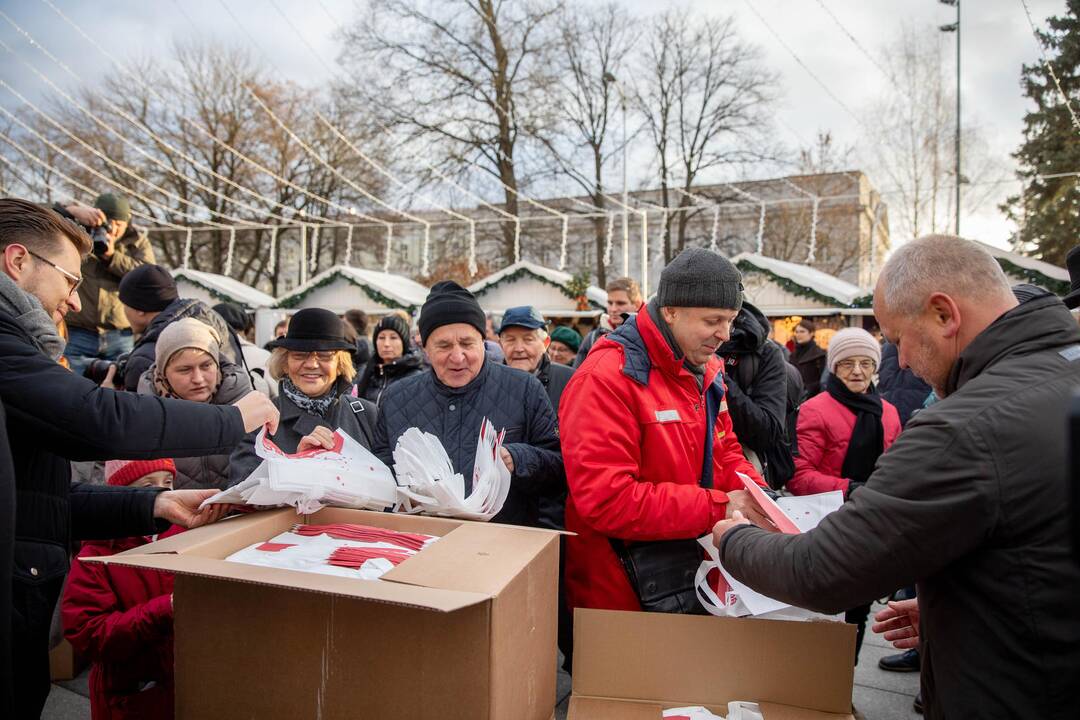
[356,350,426,407]
[229,381,378,486]
[717,302,788,466]
[124,298,242,392]
[789,339,827,398]
[0,311,246,719]
[137,362,253,490]
[373,359,562,527]
[720,294,1080,720]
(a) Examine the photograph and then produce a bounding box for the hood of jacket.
[945,293,1080,397]
[134,298,222,349]
[719,301,769,356]
[137,358,252,404]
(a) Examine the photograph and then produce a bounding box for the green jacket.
[66,224,155,332]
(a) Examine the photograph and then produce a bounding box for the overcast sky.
[0,0,1069,251]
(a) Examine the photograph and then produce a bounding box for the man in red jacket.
[560,247,772,614]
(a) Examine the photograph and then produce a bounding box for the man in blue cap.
[497,305,573,415]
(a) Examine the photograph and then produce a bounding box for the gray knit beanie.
[656,247,743,310]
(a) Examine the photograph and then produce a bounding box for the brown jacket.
[67,224,155,332]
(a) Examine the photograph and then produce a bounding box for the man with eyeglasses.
[54,194,155,376]
[0,198,280,718]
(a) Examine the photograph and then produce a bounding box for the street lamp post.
[603,72,630,277]
[940,0,961,236]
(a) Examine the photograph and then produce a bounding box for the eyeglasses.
[27,250,82,296]
[287,350,337,363]
[836,359,877,373]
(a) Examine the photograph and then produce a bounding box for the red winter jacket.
[789,390,902,496]
[61,527,183,720]
[559,309,764,612]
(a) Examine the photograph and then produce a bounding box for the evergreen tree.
[1004,0,1080,265]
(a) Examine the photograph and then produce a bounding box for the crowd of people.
[1,193,1078,720]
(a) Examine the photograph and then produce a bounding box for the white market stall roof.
[467,261,607,315]
[275,265,430,313]
[976,241,1069,294]
[732,253,872,315]
[172,268,276,310]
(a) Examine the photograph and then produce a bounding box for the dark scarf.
[792,338,825,363]
[825,373,884,487]
[281,376,350,418]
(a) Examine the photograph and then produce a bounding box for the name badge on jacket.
[654,409,681,423]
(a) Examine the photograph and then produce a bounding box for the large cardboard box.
[568,609,857,720]
[48,638,85,681]
[85,507,560,720]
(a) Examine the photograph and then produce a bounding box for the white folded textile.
[662,702,762,720]
[694,489,845,619]
[201,427,399,513]
[392,418,511,521]
[224,527,438,581]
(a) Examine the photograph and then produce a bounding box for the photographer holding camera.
[55,193,155,376]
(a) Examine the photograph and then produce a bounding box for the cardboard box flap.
[383,520,557,596]
[109,509,295,558]
[83,553,490,612]
[572,609,855,715]
[758,702,855,720]
[567,696,662,720]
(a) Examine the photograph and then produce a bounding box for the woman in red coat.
[61,459,180,720]
[790,328,901,498]
[789,327,900,662]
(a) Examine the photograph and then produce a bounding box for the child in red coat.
[61,459,181,720]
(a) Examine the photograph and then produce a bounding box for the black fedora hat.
[268,308,356,352]
[1063,246,1080,309]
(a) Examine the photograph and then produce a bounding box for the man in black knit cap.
[371,280,563,527]
[118,264,241,391]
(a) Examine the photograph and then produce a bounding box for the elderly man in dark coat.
[372,282,562,528]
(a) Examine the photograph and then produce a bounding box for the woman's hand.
[297,426,336,452]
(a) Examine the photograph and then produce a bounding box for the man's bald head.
[876,235,1014,317]
[874,235,1018,397]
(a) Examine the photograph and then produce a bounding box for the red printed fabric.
[328,546,413,568]
[291,523,432,551]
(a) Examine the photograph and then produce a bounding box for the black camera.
[83,353,129,387]
[87,224,111,258]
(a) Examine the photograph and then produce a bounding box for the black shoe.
[913,692,923,714]
[878,648,920,672]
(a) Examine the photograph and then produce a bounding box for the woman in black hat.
[228,308,378,484]
[355,314,425,407]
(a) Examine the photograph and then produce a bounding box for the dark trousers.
[11,574,64,719]
[846,602,872,666]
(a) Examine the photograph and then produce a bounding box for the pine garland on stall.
[735,259,872,309]
[473,267,604,310]
[277,271,418,312]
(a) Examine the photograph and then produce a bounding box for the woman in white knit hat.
[788,325,902,665]
[136,317,253,490]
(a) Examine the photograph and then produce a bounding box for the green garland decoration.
[276,270,418,311]
[736,259,871,309]
[472,266,605,310]
[994,257,1069,296]
[176,275,264,310]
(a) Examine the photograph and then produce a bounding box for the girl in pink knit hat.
[60,458,181,720]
